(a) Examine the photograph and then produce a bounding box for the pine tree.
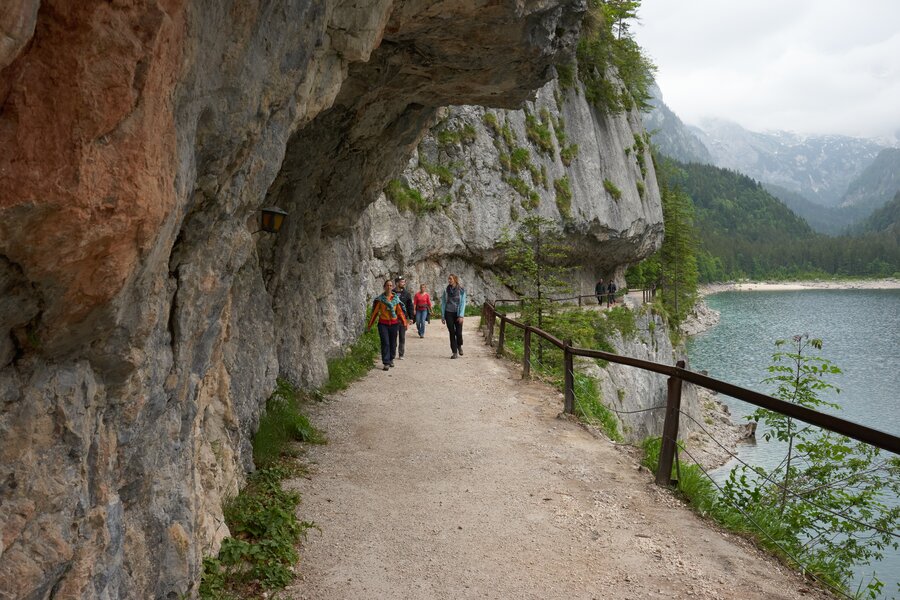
[498,216,574,360]
[658,181,699,328]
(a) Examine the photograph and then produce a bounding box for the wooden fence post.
[497,317,506,357]
[656,359,686,487]
[487,307,495,346]
[563,339,575,414]
[523,327,532,379]
[578,295,582,306]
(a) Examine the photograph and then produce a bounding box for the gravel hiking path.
[285,320,831,600]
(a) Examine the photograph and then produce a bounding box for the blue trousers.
[416,309,429,336]
[377,322,399,365]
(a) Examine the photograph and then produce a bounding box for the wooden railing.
[481,301,900,487]
[494,286,656,310]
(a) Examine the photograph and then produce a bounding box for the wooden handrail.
[480,301,900,460]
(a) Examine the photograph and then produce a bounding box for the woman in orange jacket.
[367,279,408,371]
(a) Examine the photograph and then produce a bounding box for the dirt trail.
[286,320,830,600]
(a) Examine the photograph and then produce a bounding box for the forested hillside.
[657,161,900,281]
[855,191,900,235]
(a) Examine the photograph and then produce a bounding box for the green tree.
[722,336,900,596]
[574,0,656,113]
[654,166,699,329]
[498,215,574,359]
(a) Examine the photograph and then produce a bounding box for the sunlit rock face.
[0,0,584,597]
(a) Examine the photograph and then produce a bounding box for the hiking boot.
[388,362,395,368]
[458,348,463,356]
[451,353,458,359]
[383,365,389,371]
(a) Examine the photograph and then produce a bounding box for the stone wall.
[0,1,584,597]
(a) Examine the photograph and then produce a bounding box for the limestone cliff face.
[0,1,584,598]
[366,80,663,300]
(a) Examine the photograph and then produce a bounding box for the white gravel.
[284,320,832,600]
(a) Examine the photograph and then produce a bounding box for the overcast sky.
[634,0,900,142]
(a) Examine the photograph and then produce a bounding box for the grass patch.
[510,147,531,172]
[603,178,622,201]
[494,308,631,441]
[319,327,380,395]
[525,112,554,156]
[385,180,448,214]
[203,379,326,599]
[560,144,579,166]
[556,62,576,90]
[437,123,477,146]
[604,305,636,340]
[253,379,326,468]
[554,177,572,220]
[636,180,645,199]
[419,159,454,186]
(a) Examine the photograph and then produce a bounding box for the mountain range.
[644,88,900,234]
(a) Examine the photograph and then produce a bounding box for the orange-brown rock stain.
[0,0,186,344]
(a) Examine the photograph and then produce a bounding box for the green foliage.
[560,144,579,166]
[554,177,573,220]
[497,309,622,441]
[556,62,576,90]
[204,379,325,598]
[630,159,699,332]
[483,112,501,136]
[604,305,636,340]
[253,379,326,468]
[497,216,574,332]
[510,147,531,172]
[319,327,380,395]
[437,123,477,146]
[720,336,900,595]
[384,179,426,213]
[635,180,645,199]
[603,178,622,201]
[384,179,449,214]
[525,111,555,156]
[643,339,900,597]
[572,373,621,440]
[419,159,454,186]
[200,463,317,599]
[575,0,656,113]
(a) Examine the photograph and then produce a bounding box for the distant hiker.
[441,273,467,359]
[595,278,605,305]
[413,283,433,338]
[367,279,408,371]
[394,276,414,359]
[607,280,617,307]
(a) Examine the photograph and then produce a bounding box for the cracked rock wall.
[0,1,584,597]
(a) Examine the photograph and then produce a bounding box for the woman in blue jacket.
[440,273,467,359]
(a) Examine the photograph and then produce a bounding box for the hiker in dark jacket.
[595,278,605,305]
[394,276,414,358]
[607,280,617,307]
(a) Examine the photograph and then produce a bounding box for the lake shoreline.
[700,277,900,295]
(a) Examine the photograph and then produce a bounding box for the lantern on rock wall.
[259,206,288,233]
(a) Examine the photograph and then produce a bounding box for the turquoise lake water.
[686,289,900,597]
